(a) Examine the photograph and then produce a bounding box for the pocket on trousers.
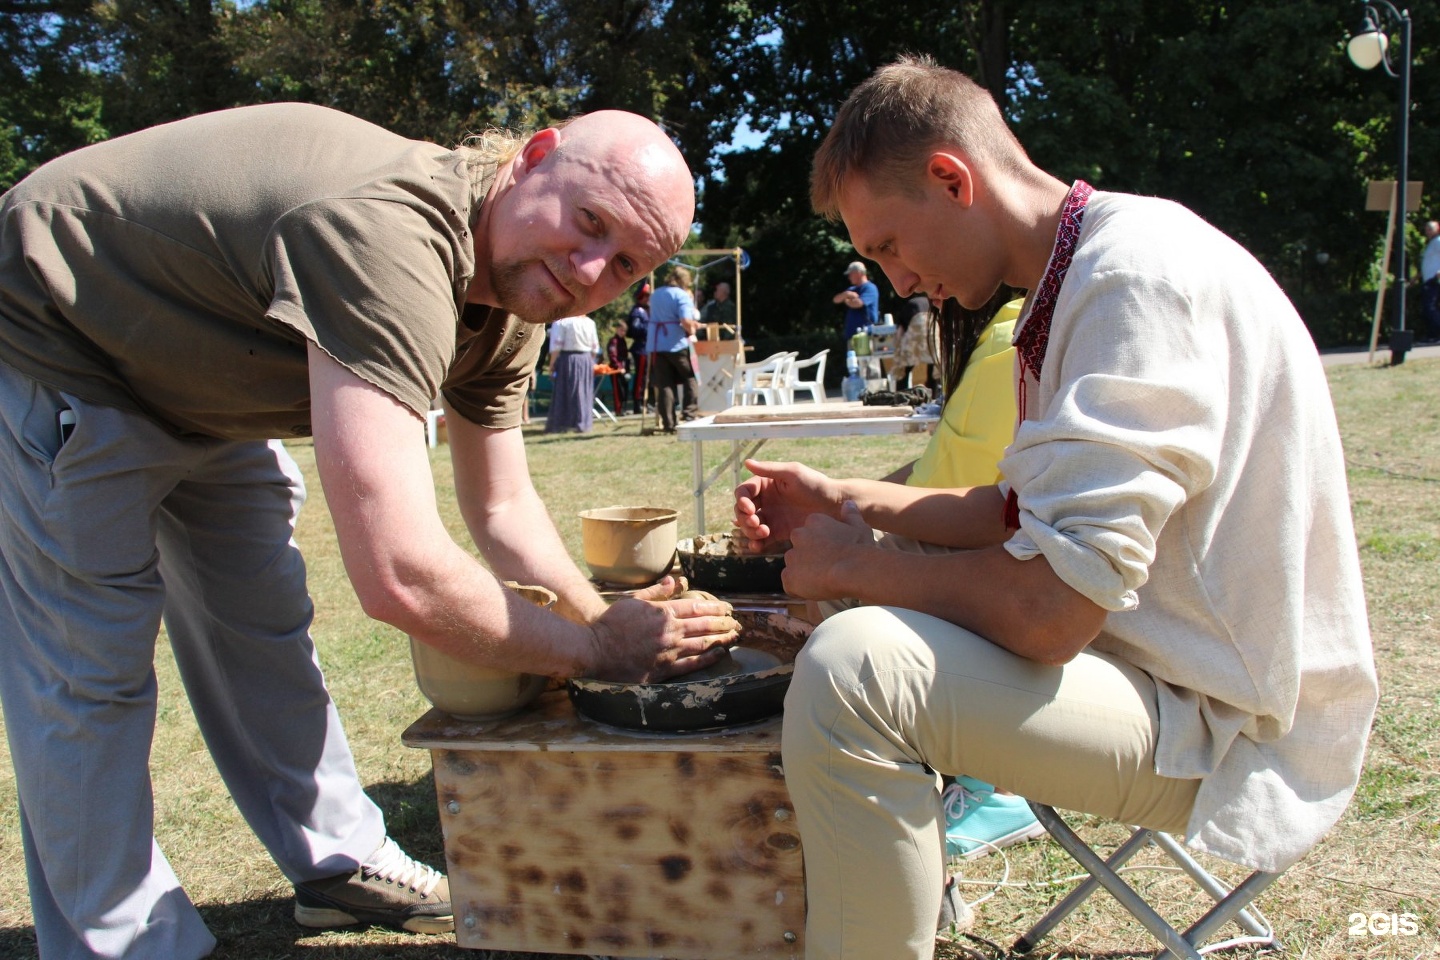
[0,363,69,468]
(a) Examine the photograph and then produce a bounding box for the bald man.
[0,104,738,959]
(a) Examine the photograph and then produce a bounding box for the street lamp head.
[1348,25,1388,71]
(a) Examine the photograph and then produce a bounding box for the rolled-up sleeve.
[998,269,1225,611]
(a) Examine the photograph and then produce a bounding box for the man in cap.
[833,259,880,345]
[628,281,653,413]
[0,103,738,959]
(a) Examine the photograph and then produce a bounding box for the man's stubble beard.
[489,259,574,325]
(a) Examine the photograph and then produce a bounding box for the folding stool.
[591,370,620,425]
[1014,803,1281,959]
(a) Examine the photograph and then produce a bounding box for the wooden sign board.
[1366,180,1424,212]
[694,338,746,358]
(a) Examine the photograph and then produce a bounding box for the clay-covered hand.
[733,458,842,554]
[780,501,875,600]
[585,576,740,682]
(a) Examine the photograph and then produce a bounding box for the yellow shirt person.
[907,299,1022,489]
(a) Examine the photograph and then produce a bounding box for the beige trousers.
[784,537,1200,960]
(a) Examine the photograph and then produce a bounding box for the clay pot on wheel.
[677,533,787,594]
[567,609,812,732]
[410,582,557,721]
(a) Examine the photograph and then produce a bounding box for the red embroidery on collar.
[1015,180,1094,384]
[1004,180,1093,530]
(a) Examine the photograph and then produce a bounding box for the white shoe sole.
[294,902,454,934]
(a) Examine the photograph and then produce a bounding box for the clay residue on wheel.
[692,533,789,558]
[730,611,810,664]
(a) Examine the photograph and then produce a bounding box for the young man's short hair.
[811,54,1029,220]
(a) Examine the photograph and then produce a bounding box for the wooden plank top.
[402,691,784,753]
[711,401,911,424]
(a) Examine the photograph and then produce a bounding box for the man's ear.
[516,127,562,177]
[926,151,974,207]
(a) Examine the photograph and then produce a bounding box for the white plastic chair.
[730,351,796,406]
[779,348,829,403]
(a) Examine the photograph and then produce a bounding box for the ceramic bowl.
[410,582,556,721]
[578,506,679,585]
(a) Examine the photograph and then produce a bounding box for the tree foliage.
[2,0,1436,345]
[705,0,1440,343]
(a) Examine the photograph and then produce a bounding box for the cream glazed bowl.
[578,505,679,585]
[409,582,557,721]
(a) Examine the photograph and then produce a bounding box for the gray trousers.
[0,361,385,959]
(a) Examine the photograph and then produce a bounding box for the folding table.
[675,402,937,535]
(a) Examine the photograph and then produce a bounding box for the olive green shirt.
[0,103,541,439]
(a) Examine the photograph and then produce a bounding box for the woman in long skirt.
[545,314,599,433]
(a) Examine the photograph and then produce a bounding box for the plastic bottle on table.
[842,350,865,402]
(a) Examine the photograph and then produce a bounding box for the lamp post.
[1348,2,1413,363]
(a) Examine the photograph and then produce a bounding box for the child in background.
[606,319,631,414]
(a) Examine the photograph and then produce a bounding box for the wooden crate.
[403,695,804,959]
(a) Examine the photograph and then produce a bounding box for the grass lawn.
[0,360,1436,960]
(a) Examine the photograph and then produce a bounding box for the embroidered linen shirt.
[998,190,1377,871]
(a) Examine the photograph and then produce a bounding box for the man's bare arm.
[307,344,595,676]
[784,506,1106,664]
[446,406,609,624]
[734,459,1011,550]
[307,345,736,681]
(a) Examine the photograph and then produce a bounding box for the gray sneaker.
[294,837,453,934]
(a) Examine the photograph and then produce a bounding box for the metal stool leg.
[1015,807,1156,953]
[1152,832,1275,941]
[1017,805,1203,960]
[1161,871,1279,959]
[1018,805,1280,960]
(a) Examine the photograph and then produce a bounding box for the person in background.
[892,291,938,393]
[628,282,652,414]
[891,293,1018,489]
[737,56,1376,958]
[832,260,879,349]
[1420,219,1440,344]
[701,280,738,338]
[647,264,701,432]
[520,365,535,424]
[606,317,632,413]
[545,313,599,433]
[0,103,740,959]
[891,291,1045,862]
[765,284,1045,864]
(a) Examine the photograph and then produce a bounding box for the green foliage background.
[4,0,1436,348]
